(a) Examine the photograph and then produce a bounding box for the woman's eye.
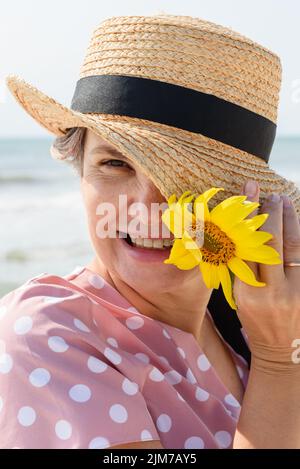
[101,159,131,169]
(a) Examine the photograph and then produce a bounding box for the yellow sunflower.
[161,187,282,311]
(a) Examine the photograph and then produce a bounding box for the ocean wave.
[4,249,28,263]
[0,191,82,211]
[1,242,91,264]
[0,171,69,184]
[0,174,39,184]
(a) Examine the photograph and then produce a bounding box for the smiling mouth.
[118,231,174,250]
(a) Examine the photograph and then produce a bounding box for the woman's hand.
[232,179,300,374]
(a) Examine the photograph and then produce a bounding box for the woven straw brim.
[6,74,300,215]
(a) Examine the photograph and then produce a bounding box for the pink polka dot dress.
[0,265,249,449]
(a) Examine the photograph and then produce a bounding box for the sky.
[0,0,299,137]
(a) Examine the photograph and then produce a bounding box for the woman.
[1,14,300,449]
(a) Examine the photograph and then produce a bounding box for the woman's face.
[80,129,200,293]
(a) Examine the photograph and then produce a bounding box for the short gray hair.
[50,127,87,177]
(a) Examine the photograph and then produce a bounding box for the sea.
[0,136,300,298]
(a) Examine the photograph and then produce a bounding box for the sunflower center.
[187,220,236,265]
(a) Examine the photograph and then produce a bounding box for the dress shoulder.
[0,275,160,449]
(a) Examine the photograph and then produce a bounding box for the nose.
[130,177,170,238]
[138,177,167,206]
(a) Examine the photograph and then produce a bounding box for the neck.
[86,258,213,349]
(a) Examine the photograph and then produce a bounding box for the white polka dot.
[122,378,139,395]
[43,296,63,304]
[197,354,211,371]
[0,396,3,413]
[195,386,209,402]
[156,414,172,433]
[141,429,153,440]
[186,368,197,384]
[17,406,36,427]
[104,347,122,365]
[14,316,33,335]
[71,265,85,276]
[236,365,244,379]
[126,316,144,330]
[107,337,118,348]
[159,356,170,366]
[73,318,90,332]
[134,353,150,364]
[215,430,232,448]
[0,306,7,321]
[89,437,110,449]
[55,420,72,440]
[162,329,171,339]
[164,370,182,385]
[177,392,185,402]
[87,356,108,373]
[184,436,205,449]
[29,368,51,387]
[149,366,164,382]
[87,274,105,289]
[0,353,13,374]
[69,384,91,403]
[109,404,128,423]
[177,347,186,359]
[127,307,141,315]
[224,394,240,408]
[48,336,69,353]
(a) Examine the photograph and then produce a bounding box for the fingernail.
[269,193,281,203]
[244,180,257,197]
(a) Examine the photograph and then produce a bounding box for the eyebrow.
[88,143,128,160]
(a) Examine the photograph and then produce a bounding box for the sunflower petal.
[211,195,247,214]
[227,257,266,287]
[167,194,177,205]
[210,263,221,289]
[194,198,209,222]
[179,194,196,205]
[163,239,200,269]
[193,188,224,220]
[199,261,213,289]
[218,263,237,310]
[177,203,195,234]
[164,254,200,270]
[182,232,203,260]
[240,213,269,231]
[210,199,260,233]
[178,190,193,204]
[194,187,224,206]
[235,243,282,264]
[198,261,221,289]
[230,229,274,247]
[164,238,188,259]
[209,196,247,226]
[162,203,194,237]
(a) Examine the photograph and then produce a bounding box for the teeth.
[130,237,173,249]
[118,231,174,249]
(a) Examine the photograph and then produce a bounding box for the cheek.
[84,196,117,264]
[81,187,101,227]
[80,180,120,251]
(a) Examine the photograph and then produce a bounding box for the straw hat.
[6,14,300,215]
